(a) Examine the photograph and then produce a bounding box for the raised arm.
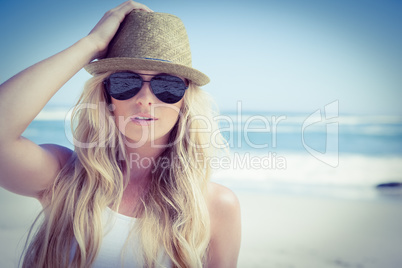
[0,1,152,199]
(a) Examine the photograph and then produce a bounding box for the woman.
[0,1,241,267]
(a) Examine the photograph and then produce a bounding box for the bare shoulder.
[39,143,74,166]
[206,182,241,231]
[207,182,240,216]
[0,140,74,202]
[206,182,241,267]
[37,144,74,204]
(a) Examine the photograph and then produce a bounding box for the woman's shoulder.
[207,182,240,211]
[206,182,241,266]
[37,144,75,205]
[206,182,241,227]
[40,143,75,164]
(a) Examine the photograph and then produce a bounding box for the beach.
[1,187,402,268]
[237,191,402,268]
[0,188,42,268]
[1,113,401,267]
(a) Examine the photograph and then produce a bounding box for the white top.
[91,207,172,268]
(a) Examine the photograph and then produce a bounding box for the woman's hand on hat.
[87,1,153,60]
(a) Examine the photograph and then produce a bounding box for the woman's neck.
[116,137,169,216]
[124,134,169,183]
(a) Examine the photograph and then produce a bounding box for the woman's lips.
[130,113,158,126]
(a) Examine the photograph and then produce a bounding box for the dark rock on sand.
[376,182,402,189]
[375,182,402,196]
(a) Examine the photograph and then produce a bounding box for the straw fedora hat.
[85,10,210,86]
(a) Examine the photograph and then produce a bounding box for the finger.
[108,1,134,14]
[100,2,146,26]
[117,1,153,14]
[135,2,153,12]
[130,1,153,12]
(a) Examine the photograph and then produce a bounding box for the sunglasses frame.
[103,71,189,104]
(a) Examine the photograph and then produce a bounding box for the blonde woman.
[0,1,241,267]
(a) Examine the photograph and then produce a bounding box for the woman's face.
[109,70,185,147]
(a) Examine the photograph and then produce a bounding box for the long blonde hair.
[22,72,225,267]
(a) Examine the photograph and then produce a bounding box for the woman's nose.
[135,81,155,106]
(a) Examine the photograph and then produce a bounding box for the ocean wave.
[35,108,72,121]
[211,152,402,188]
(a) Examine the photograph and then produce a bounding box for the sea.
[22,107,402,202]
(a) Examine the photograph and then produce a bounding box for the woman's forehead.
[132,69,159,75]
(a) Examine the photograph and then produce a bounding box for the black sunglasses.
[103,71,188,104]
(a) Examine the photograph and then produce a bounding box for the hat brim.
[84,58,210,86]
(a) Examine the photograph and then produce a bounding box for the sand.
[1,187,401,268]
[237,191,402,268]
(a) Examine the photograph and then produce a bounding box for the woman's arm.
[0,1,152,198]
[207,182,242,267]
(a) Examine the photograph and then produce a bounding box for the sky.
[1,0,401,116]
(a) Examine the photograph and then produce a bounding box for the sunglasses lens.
[105,72,142,100]
[150,74,187,104]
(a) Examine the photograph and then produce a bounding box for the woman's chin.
[119,132,170,149]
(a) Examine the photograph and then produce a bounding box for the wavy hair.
[21,71,225,268]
